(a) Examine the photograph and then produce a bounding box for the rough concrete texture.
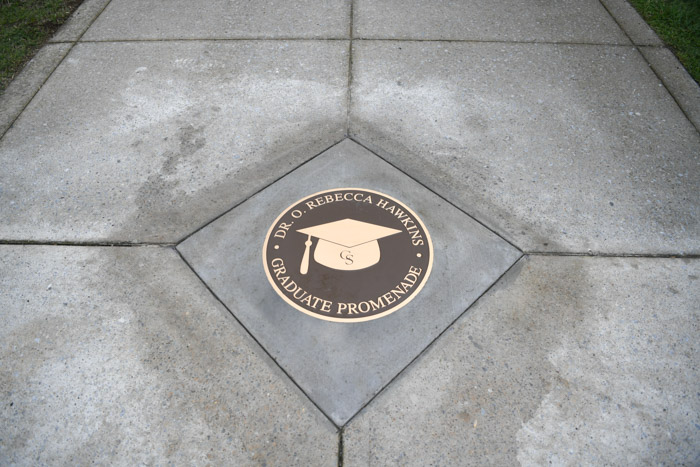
[48,0,112,42]
[2,0,699,463]
[82,0,350,40]
[350,41,700,254]
[353,0,628,43]
[641,46,700,132]
[0,43,72,136]
[0,245,337,465]
[344,256,699,465]
[599,0,663,45]
[0,41,348,243]
[178,139,521,425]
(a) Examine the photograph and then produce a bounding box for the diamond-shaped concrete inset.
[178,139,521,425]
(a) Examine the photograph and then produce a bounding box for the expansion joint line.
[0,240,175,247]
[527,251,700,259]
[345,0,355,137]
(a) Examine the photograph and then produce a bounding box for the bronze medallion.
[263,188,433,322]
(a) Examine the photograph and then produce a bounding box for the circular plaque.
[263,188,433,322]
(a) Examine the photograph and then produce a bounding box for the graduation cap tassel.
[300,235,312,275]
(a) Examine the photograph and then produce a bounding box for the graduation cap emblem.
[297,218,402,274]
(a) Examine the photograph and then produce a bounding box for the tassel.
[300,235,312,274]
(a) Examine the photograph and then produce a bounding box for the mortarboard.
[297,218,402,274]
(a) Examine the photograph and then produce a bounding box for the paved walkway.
[1,0,698,465]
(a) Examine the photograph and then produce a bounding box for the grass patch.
[0,0,83,92]
[628,0,700,82]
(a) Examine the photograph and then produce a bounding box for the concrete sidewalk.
[1,0,698,465]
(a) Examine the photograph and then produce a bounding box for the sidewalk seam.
[349,136,524,254]
[0,240,174,247]
[2,241,694,259]
[340,253,525,428]
[174,246,340,430]
[345,0,355,137]
[338,427,345,467]
[175,138,347,245]
[353,38,633,46]
[527,251,700,259]
[75,37,639,47]
[340,8,352,461]
[80,37,350,42]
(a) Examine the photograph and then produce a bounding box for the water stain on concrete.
[345,258,699,464]
[0,246,337,465]
[515,258,699,465]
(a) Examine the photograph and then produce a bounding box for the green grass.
[628,0,700,83]
[0,0,82,92]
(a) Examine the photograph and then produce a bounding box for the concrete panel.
[0,41,348,243]
[83,0,350,40]
[0,245,336,465]
[350,41,700,254]
[344,256,699,465]
[178,139,521,425]
[353,0,629,43]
